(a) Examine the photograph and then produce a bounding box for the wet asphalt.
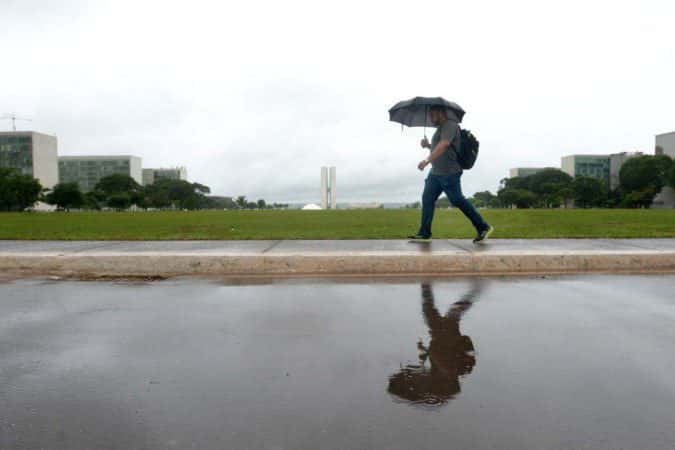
[1,275,674,450]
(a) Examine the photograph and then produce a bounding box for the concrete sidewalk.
[1,239,675,278]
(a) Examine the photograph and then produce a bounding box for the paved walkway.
[1,239,674,278]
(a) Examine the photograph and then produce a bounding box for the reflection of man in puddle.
[388,282,482,406]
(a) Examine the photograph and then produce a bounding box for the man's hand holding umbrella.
[418,137,432,170]
[418,138,451,171]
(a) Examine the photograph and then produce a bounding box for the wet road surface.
[1,275,674,449]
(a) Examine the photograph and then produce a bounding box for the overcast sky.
[2,0,674,202]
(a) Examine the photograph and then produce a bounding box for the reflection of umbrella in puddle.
[388,282,482,407]
[389,363,462,406]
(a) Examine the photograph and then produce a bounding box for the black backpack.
[457,128,479,170]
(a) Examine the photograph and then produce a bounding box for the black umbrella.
[389,96,465,137]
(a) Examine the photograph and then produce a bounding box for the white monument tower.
[321,166,336,209]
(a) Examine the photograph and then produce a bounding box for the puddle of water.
[1,275,674,450]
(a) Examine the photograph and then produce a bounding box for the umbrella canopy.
[389,96,465,127]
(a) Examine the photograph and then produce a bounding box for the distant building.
[562,153,643,190]
[59,155,142,192]
[653,132,675,208]
[320,166,336,209]
[652,187,675,208]
[561,154,611,185]
[655,131,675,158]
[142,167,188,186]
[0,131,58,188]
[508,167,549,178]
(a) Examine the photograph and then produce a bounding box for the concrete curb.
[2,251,675,278]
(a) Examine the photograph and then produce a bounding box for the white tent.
[27,201,57,212]
[301,203,322,210]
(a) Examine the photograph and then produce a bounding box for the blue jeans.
[418,173,489,237]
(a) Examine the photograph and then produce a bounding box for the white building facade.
[142,167,188,186]
[508,167,548,178]
[655,131,675,158]
[0,131,58,189]
[609,151,643,190]
[321,166,336,209]
[59,155,142,192]
[653,132,675,208]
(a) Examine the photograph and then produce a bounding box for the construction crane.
[0,114,32,131]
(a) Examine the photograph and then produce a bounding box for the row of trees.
[43,174,214,211]
[0,169,281,212]
[471,154,675,209]
[496,169,606,208]
[3,154,675,212]
[46,175,285,211]
[233,196,289,210]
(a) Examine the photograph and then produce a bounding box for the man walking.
[408,105,493,243]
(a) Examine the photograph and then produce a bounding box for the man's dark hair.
[429,105,448,116]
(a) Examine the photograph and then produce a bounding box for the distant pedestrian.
[408,106,493,243]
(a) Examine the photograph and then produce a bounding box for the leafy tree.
[650,154,671,184]
[257,199,267,209]
[95,174,142,195]
[620,155,672,192]
[207,196,237,209]
[46,182,84,210]
[142,184,171,208]
[539,187,564,208]
[175,181,211,209]
[107,193,131,210]
[605,188,624,209]
[619,155,673,207]
[93,174,144,209]
[516,190,538,208]
[556,187,575,208]
[83,191,103,210]
[129,191,145,207]
[498,188,537,208]
[235,196,247,209]
[620,187,657,208]
[142,179,213,210]
[168,180,200,209]
[498,189,517,208]
[572,176,608,208]
[0,168,43,211]
[472,191,498,208]
[526,169,573,195]
[502,169,573,208]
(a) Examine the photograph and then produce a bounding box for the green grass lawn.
[1,209,674,240]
